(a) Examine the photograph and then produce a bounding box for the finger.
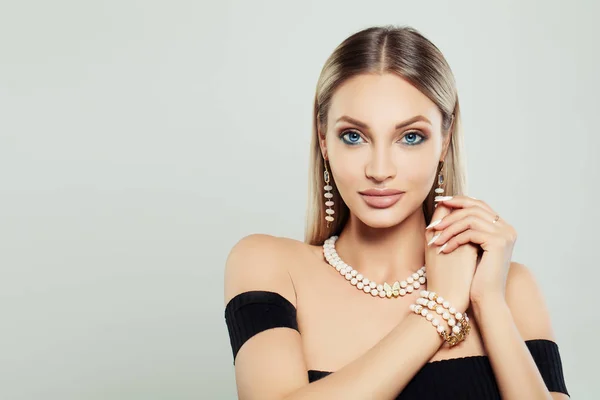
[428,206,500,232]
[427,202,453,240]
[429,214,498,248]
[437,229,491,254]
[434,195,496,215]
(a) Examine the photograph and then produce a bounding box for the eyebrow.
[335,115,432,129]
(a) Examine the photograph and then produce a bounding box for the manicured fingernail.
[436,243,448,254]
[434,196,453,202]
[426,219,442,229]
[428,233,441,246]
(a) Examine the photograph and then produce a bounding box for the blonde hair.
[304,25,467,245]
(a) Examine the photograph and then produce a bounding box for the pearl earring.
[323,161,335,227]
[434,161,445,209]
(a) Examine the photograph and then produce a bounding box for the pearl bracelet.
[409,290,471,347]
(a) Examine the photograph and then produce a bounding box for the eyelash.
[339,130,427,146]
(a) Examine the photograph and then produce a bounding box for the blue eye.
[340,130,364,145]
[401,131,425,146]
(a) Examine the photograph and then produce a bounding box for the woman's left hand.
[426,195,518,305]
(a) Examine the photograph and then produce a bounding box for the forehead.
[328,73,442,128]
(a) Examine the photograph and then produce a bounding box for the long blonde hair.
[305,25,467,245]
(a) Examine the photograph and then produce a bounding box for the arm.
[472,262,569,400]
[224,234,447,400]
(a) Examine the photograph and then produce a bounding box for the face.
[320,73,449,228]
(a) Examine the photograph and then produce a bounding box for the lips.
[359,189,405,209]
[359,188,404,196]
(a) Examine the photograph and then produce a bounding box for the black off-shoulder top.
[224,290,569,399]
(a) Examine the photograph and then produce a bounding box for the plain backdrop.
[1,0,598,399]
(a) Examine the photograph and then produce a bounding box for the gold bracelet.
[411,290,471,347]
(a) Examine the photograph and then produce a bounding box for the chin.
[355,208,407,229]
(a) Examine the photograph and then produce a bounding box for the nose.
[365,146,396,182]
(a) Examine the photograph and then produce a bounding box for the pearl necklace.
[322,235,426,298]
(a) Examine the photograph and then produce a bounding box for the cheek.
[330,156,361,191]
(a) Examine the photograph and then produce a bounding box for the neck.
[332,208,427,285]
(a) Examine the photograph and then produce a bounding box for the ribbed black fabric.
[225,290,298,362]
[525,339,569,395]
[224,290,569,398]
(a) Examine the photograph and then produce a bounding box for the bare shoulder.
[505,261,556,341]
[223,233,310,308]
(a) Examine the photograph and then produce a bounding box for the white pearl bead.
[426,313,434,321]
[321,236,427,300]
[420,309,428,317]
[324,185,332,190]
[448,318,456,327]
[437,325,445,333]
[326,209,335,215]
[436,306,444,314]
[455,312,463,320]
[442,301,450,309]
[427,300,436,309]
[429,293,436,300]
[421,290,429,297]
[452,326,461,334]
[324,192,333,198]
[432,319,440,326]
[409,304,416,311]
[325,200,334,206]
[325,215,334,221]
[442,312,450,320]
[436,296,444,304]
[449,307,456,315]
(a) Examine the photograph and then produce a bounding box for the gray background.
[1,0,597,399]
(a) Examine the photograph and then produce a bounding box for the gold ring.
[492,215,500,224]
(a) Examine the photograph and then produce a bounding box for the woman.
[223,25,569,399]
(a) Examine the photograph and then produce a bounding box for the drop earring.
[434,161,445,208]
[323,160,335,227]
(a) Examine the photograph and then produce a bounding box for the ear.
[318,126,328,160]
[440,115,454,161]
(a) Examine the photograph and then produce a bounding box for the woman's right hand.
[424,202,478,312]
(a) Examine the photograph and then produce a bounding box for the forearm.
[284,313,444,400]
[473,296,551,400]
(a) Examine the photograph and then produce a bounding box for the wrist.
[471,293,507,317]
